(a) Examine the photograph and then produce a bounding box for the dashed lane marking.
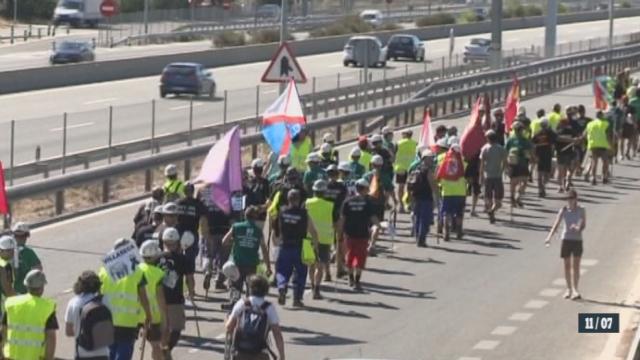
[552,278,567,286]
[524,300,549,309]
[509,312,534,321]
[539,288,563,297]
[458,357,482,360]
[49,122,94,132]
[83,97,117,105]
[581,259,599,267]
[473,340,500,350]
[491,326,518,336]
[169,103,203,111]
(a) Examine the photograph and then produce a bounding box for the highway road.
[1,17,639,168]
[22,82,640,359]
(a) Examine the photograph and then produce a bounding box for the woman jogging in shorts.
[544,189,586,300]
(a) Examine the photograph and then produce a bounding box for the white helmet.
[382,126,393,135]
[306,152,321,163]
[322,132,335,143]
[139,240,162,258]
[0,235,16,251]
[222,260,240,281]
[371,155,384,166]
[251,158,264,168]
[338,161,351,172]
[350,147,361,157]
[278,155,291,165]
[371,134,383,143]
[180,231,195,249]
[320,143,332,154]
[11,222,30,235]
[164,164,177,177]
[162,228,180,243]
[312,179,328,192]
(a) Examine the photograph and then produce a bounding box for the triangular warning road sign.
[261,42,307,83]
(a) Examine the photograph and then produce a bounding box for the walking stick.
[139,326,147,360]
[192,301,202,339]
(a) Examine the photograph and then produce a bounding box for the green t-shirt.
[14,246,41,294]
[303,167,327,192]
[505,135,532,166]
[349,161,366,181]
[231,221,262,267]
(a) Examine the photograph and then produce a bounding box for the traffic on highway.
[2,4,640,360]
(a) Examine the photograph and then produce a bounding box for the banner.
[261,79,306,155]
[0,161,8,215]
[102,240,141,282]
[460,97,487,160]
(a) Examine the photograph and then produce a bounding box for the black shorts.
[395,171,408,184]
[508,164,529,178]
[146,323,162,342]
[557,151,576,167]
[560,240,583,258]
[484,178,504,201]
[317,244,331,263]
[466,176,481,196]
[537,155,552,173]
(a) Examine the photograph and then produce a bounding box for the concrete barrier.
[1,9,639,95]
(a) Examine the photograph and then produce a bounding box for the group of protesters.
[0,69,636,360]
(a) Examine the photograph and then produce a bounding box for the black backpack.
[77,295,114,351]
[234,300,271,354]
[406,169,423,194]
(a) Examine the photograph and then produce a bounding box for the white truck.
[53,0,103,28]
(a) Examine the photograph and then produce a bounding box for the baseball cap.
[11,222,30,235]
[350,148,362,157]
[162,202,179,215]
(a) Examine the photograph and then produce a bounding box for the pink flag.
[0,161,8,215]
[194,126,242,214]
[460,97,487,160]
[419,107,436,151]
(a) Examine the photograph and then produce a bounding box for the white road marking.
[552,278,567,286]
[83,97,117,105]
[509,312,534,321]
[580,268,588,275]
[169,103,203,111]
[49,122,94,132]
[491,326,518,336]
[524,299,549,309]
[188,348,200,353]
[458,357,482,360]
[539,288,563,297]
[341,76,355,81]
[215,332,226,340]
[581,258,599,267]
[473,340,500,350]
[328,64,343,68]
[262,89,278,94]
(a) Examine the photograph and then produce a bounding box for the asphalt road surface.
[2,17,639,170]
[22,82,640,359]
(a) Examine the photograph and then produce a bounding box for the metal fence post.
[255,85,260,120]
[9,120,14,185]
[10,26,14,44]
[337,73,340,89]
[312,77,317,119]
[107,106,113,164]
[223,90,228,128]
[62,113,67,175]
[188,98,194,146]
[151,100,156,154]
[441,56,445,78]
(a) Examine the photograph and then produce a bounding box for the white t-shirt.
[230,296,279,327]
[64,293,110,357]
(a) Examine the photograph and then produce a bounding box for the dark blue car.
[159,62,216,99]
[49,41,95,65]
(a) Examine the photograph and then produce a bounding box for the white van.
[53,0,102,27]
[359,10,383,28]
[343,36,387,68]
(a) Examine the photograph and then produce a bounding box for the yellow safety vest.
[530,118,542,136]
[138,263,164,325]
[99,267,143,328]
[437,153,467,197]
[3,294,55,360]
[586,118,611,150]
[394,138,418,173]
[290,138,312,173]
[548,111,561,131]
[305,197,334,245]
[163,179,184,201]
[358,150,372,170]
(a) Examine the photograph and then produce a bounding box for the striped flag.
[593,72,614,110]
[0,161,8,215]
[261,79,306,156]
[504,75,520,133]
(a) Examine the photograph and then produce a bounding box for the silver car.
[343,36,387,68]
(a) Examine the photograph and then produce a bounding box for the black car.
[50,41,95,65]
[386,34,425,62]
[159,62,216,99]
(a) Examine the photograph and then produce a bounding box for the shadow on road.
[384,254,446,265]
[578,298,640,310]
[283,326,366,346]
[359,282,436,300]
[428,245,497,257]
[289,304,371,319]
[366,266,416,276]
[325,297,400,310]
[177,334,224,353]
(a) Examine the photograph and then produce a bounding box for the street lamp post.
[279,0,288,93]
[608,0,614,50]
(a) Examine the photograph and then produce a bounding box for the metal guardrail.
[6,42,640,223]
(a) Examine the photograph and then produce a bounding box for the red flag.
[0,162,8,215]
[504,75,520,133]
[482,94,492,130]
[419,107,436,150]
[461,97,487,160]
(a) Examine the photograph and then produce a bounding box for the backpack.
[76,295,114,351]
[436,150,464,181]
[406,169,422,194]
[234,300,271,354]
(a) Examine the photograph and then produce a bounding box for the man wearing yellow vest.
[290,127,312,173]
[99,238,152,360]
[2,269,57,360]
[139,240,167,360]
[394,129,418,214]
[584,110,613,185]
[437,144,467,241]
[548,103,562,131]
[163,164,185,203]
[306,180,334,300]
